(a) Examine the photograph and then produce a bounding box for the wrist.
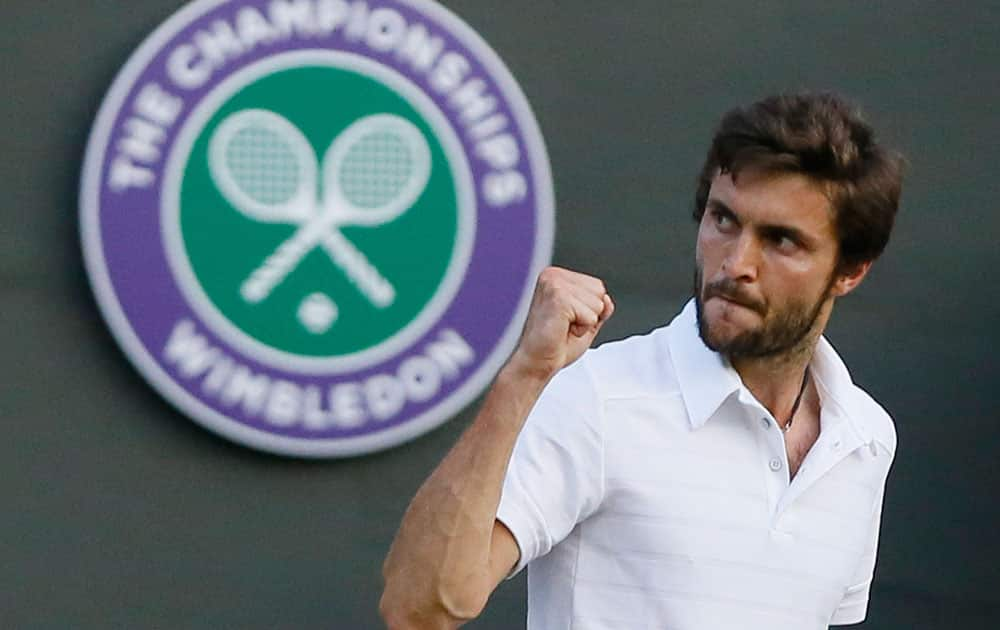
[500,350,558,389]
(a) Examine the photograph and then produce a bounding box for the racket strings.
[339,132,414,209]
[225,126,302,206]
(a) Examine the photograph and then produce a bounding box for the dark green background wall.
[3,1,998,628]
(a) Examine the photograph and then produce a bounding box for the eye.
[712,209,735,230]
[772,233,799,252]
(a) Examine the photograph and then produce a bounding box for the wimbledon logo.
[80,0,553,457]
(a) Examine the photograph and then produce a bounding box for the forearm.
[380,358,550,627]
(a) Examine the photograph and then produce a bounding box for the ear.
[830,260,872,297]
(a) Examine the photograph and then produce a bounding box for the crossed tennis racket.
[207,109,432,309]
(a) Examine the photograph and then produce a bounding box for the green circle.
[179,66,458,357]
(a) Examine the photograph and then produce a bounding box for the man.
[380,92,903,629]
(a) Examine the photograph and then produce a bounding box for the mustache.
[703,279,766,313]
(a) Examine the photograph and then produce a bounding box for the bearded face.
[693,169,855,362]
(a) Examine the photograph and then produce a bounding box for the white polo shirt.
[496,300,896,629]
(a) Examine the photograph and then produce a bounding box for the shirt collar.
[666,299,875,444]
[667,299,742,431]
[807,334,875,444]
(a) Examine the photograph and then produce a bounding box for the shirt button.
[832,440,842,450]
[760,417,771,430]
[769,458,783,471]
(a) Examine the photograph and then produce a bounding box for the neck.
[732,345,814,422]
[730,302,831,423]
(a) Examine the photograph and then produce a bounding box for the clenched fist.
[507,266,614,381]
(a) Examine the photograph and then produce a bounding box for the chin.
[704,321,750,349]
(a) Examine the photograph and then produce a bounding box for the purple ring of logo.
[80,0,554,457]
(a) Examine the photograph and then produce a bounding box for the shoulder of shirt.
[573,325,680,401]
[843,380,898,455]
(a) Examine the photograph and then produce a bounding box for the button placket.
[747,402,789,516]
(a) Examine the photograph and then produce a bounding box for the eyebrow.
[705,198,815,248]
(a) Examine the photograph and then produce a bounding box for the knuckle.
[582,274,605,294]
[539,265,565,282]
[538,268,568,294]
[577,273,604,295]
[539,267,607,302]
[535,268,554,290]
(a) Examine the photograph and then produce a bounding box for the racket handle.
[320,231,396,308]
[240,229,320,303]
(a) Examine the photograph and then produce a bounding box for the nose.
[722,233,759,282]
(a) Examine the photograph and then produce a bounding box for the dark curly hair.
[694,93,904,272]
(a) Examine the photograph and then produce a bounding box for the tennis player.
[381,92,903,629]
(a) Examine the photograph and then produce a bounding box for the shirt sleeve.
[495,358,605,577]
[829,470,889,625]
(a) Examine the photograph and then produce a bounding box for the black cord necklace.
[781,367,810,434]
